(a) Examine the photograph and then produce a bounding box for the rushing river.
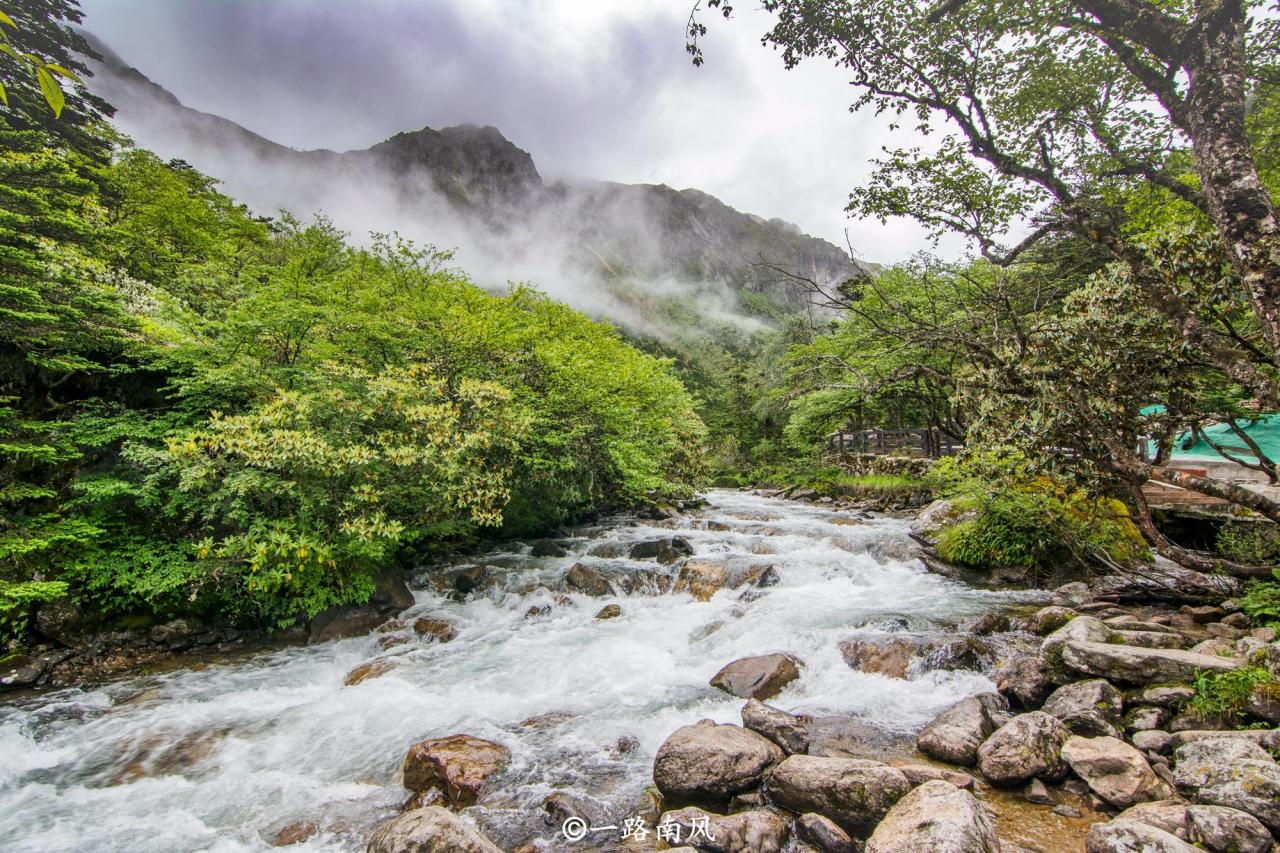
[0,489,1042,852]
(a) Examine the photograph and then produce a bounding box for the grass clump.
[1186,666,1277,722]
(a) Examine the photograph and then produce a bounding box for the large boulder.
[1041,616,1114,681]
[976,712,1071,787]
[629,537,694,564]
[1185,805,1274,853]
[565,563,612,596]
[1060,735,1173,809]
[741,699,809,755]
[674,559,776,601]
[1086,820,1198,853]
[995,654,1053,708]
[1025,606,1076,636]
[308,603,384,643]
[1041,679,1124,737]
[765,755,911,837]
[656,807,789,853]
[366,807,501,853]
[917,693,1007,767]
[710,654,803,701]
[1059,641,1239,685]
[653,720,784,803]
[369,566,416,614]
[911,499,974,542]
[401,735,510,808]
[1113,800,1189,837]
[1172,737,1280,832]
[839,634,989,679]
[864,780,999,853]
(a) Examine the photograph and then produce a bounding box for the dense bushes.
[926,452,1149,578]
[1,135,707,642]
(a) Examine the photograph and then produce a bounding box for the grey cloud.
[78,0,960,263]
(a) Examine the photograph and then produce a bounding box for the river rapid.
[0,489,1043,852]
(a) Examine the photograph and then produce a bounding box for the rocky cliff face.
[83,35,864,322]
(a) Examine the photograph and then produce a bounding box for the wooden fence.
[825,428,963,459]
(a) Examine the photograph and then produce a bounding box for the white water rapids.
[0,489,1042,852]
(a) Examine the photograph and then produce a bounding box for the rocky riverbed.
[1,489,1275,852]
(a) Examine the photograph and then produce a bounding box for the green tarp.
[1139,407,1280,464]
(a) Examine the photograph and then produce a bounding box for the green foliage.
[1187,666,1277,722]
[1217,521,1280,567]
[930,450,1149,575]
[1240,572,1280,627]
[0,579,66,641]
[144,363,527,622]
[0,123,707,643]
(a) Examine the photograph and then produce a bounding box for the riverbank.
[1,489,1274,852]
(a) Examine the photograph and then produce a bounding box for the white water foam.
[0,490,1040,852]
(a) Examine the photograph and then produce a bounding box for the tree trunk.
[1184,0,1280,363]
[1147,464,1280,524]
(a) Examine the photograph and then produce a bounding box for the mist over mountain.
[85,35,865,336]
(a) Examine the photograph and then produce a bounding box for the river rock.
[1053,582,1092,607]
[1124,705,1169,731]
[1059,641,1240,684]
[1134,685,1196,708]
[917,693,1006,767]
[674,559,728,601]
[1061,735,1172,809]
[1041,616,1113,679]
[402,735,510,808]
[839,634,989,679]
[1114,799,1189,836]
[344,659,396,686]
[1246,683,1280,723]
[653,720,784,802]
[529,539,567,557]
[864,780,999,853]
[1113,629,1188,649]
[1026,607,1076,636]
[450,565,492,596]
[795,812,857,853]
[628,537,693,564]
[891,761,975,789]
[1086,819,1197,853]
[0,654,47,689]
[995,654,1053,708]
[911,499,974,541]
[1169,727,1280,750]
[741,699,809,755]
[370,566,415,614]
[710,654,802,700]
[976,712,1070,787]
[594,603,621,620]
[1172,737,1280,831]
[656,807,788,853]
[1131,730,1172,754]
[366,806,502,853]
[1041,679,1124,737]
[1186,805,1273,853]
[765,755,911,836]
[308,604,384,643]
[412,618,457,643]
[565,563,612,596]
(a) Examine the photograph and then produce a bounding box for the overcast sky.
[78,0,963,264]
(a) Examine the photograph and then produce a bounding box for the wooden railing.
[825,428,963,459]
